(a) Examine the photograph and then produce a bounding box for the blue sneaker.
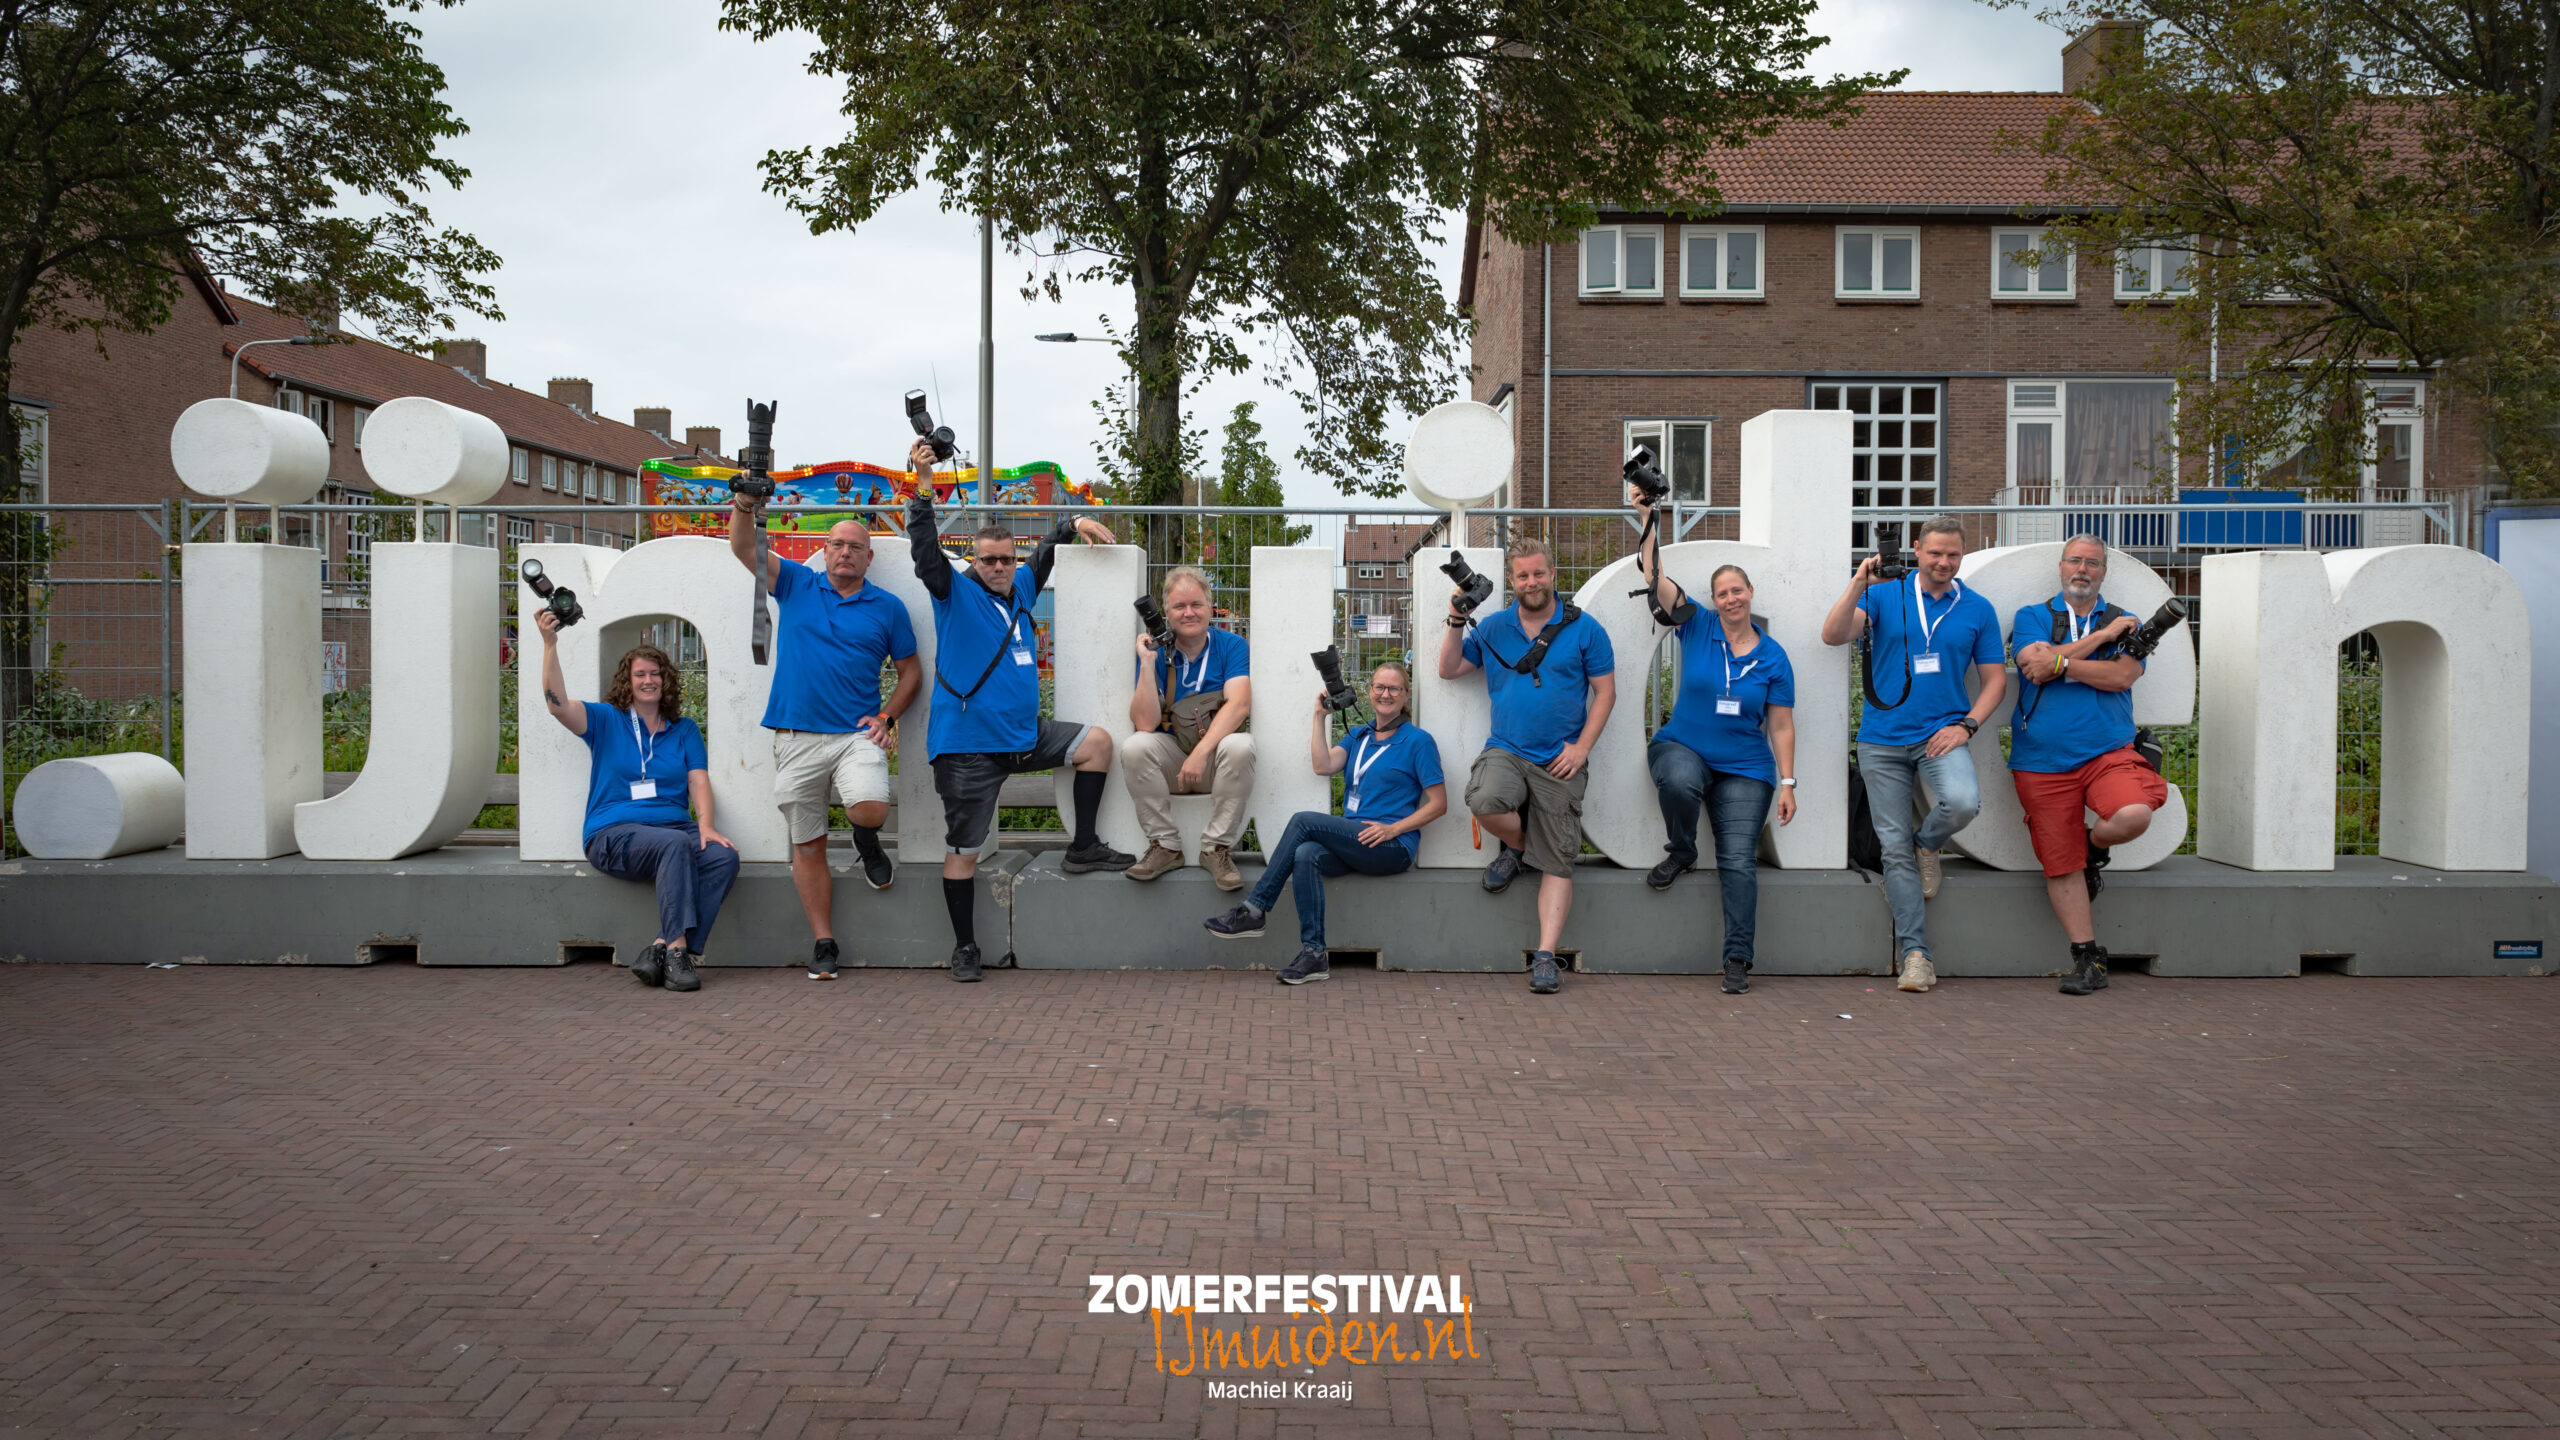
[1482,845,1525,894]
[1277,948,1330,985]
[1203,903,1265,939]
[1528,950,1562,995]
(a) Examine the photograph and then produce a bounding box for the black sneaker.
[1061,840,1137,874]
[630,940,667,987]
[1204,903,1266,940]
[858,848,895,890]
[2060,940,2109,996]
[1482,845,1525,894]
[1721,958,1750,994]
[1528,950,1562,994]
[808,938,840,981]
[950,942,983,982]
[1278,948,1330,985]
[1646,857,1685,891]
[2084,833,2112,899]
[661,947,700,992]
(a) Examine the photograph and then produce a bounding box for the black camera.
[1624,443,1669,505]
[1311,646,1361,715]
[2117,598,2188,661]
[905,390,956,462]
[519,558,582,628]
[1133,594,1172,649]
[732,399,778,500]
[1867,524,1920,582]
[1441,550,1495,617]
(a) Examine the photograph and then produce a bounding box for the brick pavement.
[3,964,2556,1439]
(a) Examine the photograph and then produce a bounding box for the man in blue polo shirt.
[730,499,922,980]
[1439,536,1616,995]
[1820,515,2006,994]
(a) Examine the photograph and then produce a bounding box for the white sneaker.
[1916,846,1943,900]
[1898,949,1936,993]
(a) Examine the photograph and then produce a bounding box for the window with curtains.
[2007,380,2177,497]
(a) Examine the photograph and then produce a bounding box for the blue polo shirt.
[2007,595,2142,773]
[1855,577,2004,746]
[924,562,1045,760]
[1338,720,1445,860]
[1654,617,1794,784]
[1463,604,1615,764]
[1138,627,1249,717]
[578,702,706,843]
[762,559,917,732]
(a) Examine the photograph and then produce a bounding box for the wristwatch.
[1957,716,1981,734]
[1779,777,1798,788]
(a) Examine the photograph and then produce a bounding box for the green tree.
[724,0,1893,526]
[0,0,501,722]
[1195,401,1308,613]
[2012,2,2560,496]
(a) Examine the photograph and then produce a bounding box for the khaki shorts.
[772,728,891,845]
[1465,747,1587,879]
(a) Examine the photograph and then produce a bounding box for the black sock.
[943,876,976,947]
[1072,770,1106,847]
[851,824,887,862]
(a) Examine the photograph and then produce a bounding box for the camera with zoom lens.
[731,398,779,501]
[905,390,956,462]
[2117,598,2188,661]
[1441,550,1495,617]
[1867,524,1920,582]
[520,558,583,628]
[1624,443,1669,505]
[1311,646,1361,715]
[1133,594,1172,649]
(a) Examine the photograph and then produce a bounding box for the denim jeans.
[1855,741,1982,961]
[1246,810,1414,947]
[585,820,741,955]
[1648,739,1776,964]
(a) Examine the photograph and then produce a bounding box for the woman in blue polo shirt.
[1636,506,1798,994]
[1201,661,1446,985]
[535,607,738,994]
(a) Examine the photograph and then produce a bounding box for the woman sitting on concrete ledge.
[535,608,738,993]
[1202,660,1446,984]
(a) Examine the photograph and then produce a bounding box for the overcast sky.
[392,0,2070,508]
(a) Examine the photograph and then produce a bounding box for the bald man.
[730,504,923,979]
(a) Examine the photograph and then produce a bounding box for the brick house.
[1340,521,1434,639]
[1461,30,2472,554]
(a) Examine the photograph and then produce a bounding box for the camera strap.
[1468,601,1585,687]
[2017,598,2131,725]
[750,519,773,665]
[935,578,1029,712]
[1626,509,1699,629]
[1857,582,1912,711]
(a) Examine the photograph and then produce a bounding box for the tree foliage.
[2017,0,2560,496]
[725,0,1892,502]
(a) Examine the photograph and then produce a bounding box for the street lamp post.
[1034,331,1138,465]
[225,334,322,540]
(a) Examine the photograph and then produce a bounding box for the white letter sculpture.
[1402,400,1512,867]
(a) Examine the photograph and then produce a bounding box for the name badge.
[1012,645,1035,665]
[1913,651,1943,675]
[1716,697,1743,716]
[628,779,658,800]
[1345,791,1361,813]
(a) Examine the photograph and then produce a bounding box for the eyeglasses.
[2062,557,2108,570]
[975,554,1018,566]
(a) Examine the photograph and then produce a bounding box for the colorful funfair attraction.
[640,456,1101,561]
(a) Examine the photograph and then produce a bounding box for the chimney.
[633,407,673,439]
[2063,18,2144,97]
[435,338,487,377]
[547,377,594,414]
[685,425,722,456]
[301,298,340,335]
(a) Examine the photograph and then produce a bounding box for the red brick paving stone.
[2,968,2558,1438]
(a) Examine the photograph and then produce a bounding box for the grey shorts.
[930,719,1089,853]
[1465,747,1587,879]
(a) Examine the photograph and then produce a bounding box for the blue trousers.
[1246,811,1413,947]
[584,821,740,955]
[1856,741,1982,961]
[1647,739,1776,965]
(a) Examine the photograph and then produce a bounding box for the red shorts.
[2012,748,2171,877]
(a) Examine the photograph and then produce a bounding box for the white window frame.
[505,516,533,551]
[351,405,371,449]
[510,446,530,485]
[581,462,598,500]
[1835,227,1920,299]
[1622,419,1712,503]
[1678,224,1766,298]
[1991,227,2074,298]
[1809,382,1942,548]
[2363,380,2426,498]
[1579,224,1664,298]
[1356,563,1386,580]
[540,455,558,492]
[2115,239,2197,299]
[304,397,333,440]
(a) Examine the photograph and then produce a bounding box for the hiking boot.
[808,938,839,981]
[1528,950,1563,994]
[1916,845,1944,900]
[660,947,701,992]
[2060,940,2109,996]
[1897,949,1936,993]
[950,942,983,982]
[630,939,668,987]
[1124,843,1185,882]
[1721,958,1751,994]
[2084,833,2112,900]
[858,848,895,891]
[1482,845,1525,894]
[1201,844,1244,892]
[1278,948,1330,985]
[1203,903,1266,940]
[1062,839,1137,874]
[1646,857,1685,891]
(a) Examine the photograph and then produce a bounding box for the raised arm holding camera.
[1122,565,1255,889]
[1629,483,1797,996]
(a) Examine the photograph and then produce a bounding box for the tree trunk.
[1130,283,1188,567]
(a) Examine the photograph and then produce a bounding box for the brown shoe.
[1201,844,1244,892]
[1124,843,1184,881]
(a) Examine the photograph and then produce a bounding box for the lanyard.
[2065,599,2099,644]
[1168,639,1208,697]
[1720,633,1761,698]
[1349,731,1392,791]
[981,585,1025,648]
[629,709,661,777]
[1910,574,1962,652]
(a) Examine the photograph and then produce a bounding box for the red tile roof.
[1671,92,2096,212]
[223,296,704,472]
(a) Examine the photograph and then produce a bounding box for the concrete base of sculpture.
[5,849,2543,978]
[10,753,186,859]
